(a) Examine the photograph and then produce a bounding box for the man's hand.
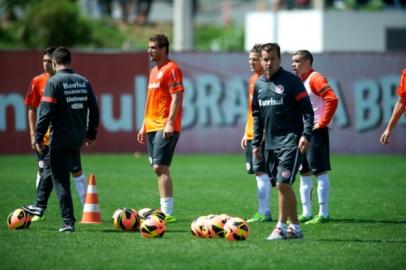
[252,146,262,159]
[35,142,44,153]
[30,135,36,151]
[85,139,96,147]
[298,136,310,154]
[137,126,146,144]
[240,136,247,150]
[163,123,174,139]
[380,129,391,145]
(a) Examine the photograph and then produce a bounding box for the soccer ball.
[138,208,153,220]
[205,214,229,238]
[191,216,207,237]
[7,208,32,229]
[114,208,140,231]
[224,217,250,241]
[140,215,166,238]
[138,208,166,222]
[112,207,126,219]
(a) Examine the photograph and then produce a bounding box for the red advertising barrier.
[1,50,405,154]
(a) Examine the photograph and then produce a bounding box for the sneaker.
[22,204,45,217]
[59,224,75,232]
[266,227,287,240]
[165,214,176,223]
[247,212,272,223]
[287,227,304,239]
[31,215,46,222]
[298,215,313,223]
[305,215,330,225]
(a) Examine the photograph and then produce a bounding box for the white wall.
[245,10,406,53]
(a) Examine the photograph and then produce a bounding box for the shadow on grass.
[332,218,405,225]
[312,238,406,244]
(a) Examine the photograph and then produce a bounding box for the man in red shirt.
[291,50,339,224]
[137,34,184,223]
[380,69,406,145]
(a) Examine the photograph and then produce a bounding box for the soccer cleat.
[247,212,272,223]
[298,215,313,223]
[22,204,45,217]
[305,215,330,225]
[266,227,287,240]
[31,215,46,222]
[165,214,176,223]
[59,224,75,232]
[287,227,304,240]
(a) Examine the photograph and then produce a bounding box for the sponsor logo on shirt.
[275,85,285,94]
[148,82,160,89]
[259,98,284,107]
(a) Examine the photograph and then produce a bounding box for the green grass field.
[1,154,406,270]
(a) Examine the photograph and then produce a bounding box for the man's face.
[261,49,281,78]
[291,54,309,77]
[148,41,164,62]
[43,54,54,75]
[248,52,262,73]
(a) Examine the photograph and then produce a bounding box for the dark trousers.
[49,146,78,226]
[35,147,53,208]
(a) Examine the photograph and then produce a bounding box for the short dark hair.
[43,47,57,56]
[250,44,262,54]
[261,43,281,59]
[52,47,71,65]
[293,50,313,65]
[149,34,170,55]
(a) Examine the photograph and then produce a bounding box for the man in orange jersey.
[241,44,273,223]
[24,47,87,221]
[380,69,406,146]
[291,50,339,224]
[137,34,184,223]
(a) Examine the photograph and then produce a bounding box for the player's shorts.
[37,145,82,174]
[265,145,303,185]
[245,140,266,174]
[299,127,331,175]
[147,131,180,167]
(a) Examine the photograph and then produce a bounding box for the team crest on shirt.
[157,71,164,79]
[275,85,285,94]
[281,169,291,179]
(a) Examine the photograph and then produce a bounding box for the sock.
[35,172,41,189]
[289,223,302,232]
[160,197,174,215]
[73,174,87,205]
[276,222,287,232]
[256,174,271,215]
[317,174,330,217]
[300,175,313,217]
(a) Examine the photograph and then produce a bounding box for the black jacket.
[36,69,99,149]
[252,67,314,150]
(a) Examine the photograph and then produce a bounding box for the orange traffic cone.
[81,173,101,223]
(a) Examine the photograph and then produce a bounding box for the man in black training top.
[25,47,99,232]
[252,43,314,240]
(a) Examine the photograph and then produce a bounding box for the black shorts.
[147,131,180,167]
[300,127,331,175]
[37,145,82,174]
[265,145,302,185]
[245,140,266,174]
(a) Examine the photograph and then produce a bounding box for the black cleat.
[59,224,75,232]
[22,204,45,217]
